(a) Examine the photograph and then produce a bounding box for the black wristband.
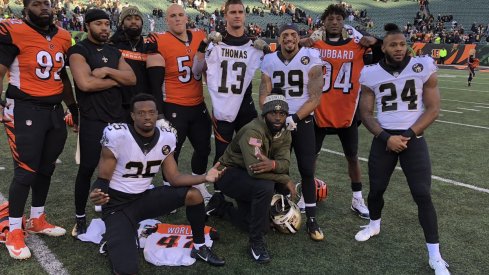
[91,177,110,194]
[402,128,416,138]
[377,131,391,142]
[197,40,208,53]
[67,103,79,125]
[292,114,300,123]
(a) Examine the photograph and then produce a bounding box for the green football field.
[1,67,488,274]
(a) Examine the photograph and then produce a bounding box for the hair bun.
[384,23,400,32]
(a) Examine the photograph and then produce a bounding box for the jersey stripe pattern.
[0,19,71,97]
[261,47,322,114]
[147,29,206,106]
[205,41,263,122]
[313,38,366,128]
[359,55,438,130]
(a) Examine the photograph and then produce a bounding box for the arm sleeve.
[0,23,19,67]
[237,130,291,184]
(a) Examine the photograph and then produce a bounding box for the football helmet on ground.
[270,194,301,234]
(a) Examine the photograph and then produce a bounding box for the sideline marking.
[440,109,463,113]
[435,120,489,130]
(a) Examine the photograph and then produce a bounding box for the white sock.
[353,191,363,199]
[30,206,44,219]
[369,218,381,230]
[9,217,23,231]
[163,181,171,186]
[76,214,86,219]
[427,243,442,260]
[194,243,205,250]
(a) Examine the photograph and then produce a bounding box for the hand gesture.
[207,31,222,44]
[89,188,110,206]
[359,36,378,48]
[249,152,275,174]
[386,135,410,153]
[253,38,269,51]
[0,102,12,123]
[205,162,226,183]
[285,115,297,131]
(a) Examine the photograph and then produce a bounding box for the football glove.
[285,115,297,131]
[64,111,74,127]
[253,38,269,51]
[207,31,222,44]
[310,28,325,42]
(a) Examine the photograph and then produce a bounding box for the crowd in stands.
[1,0,488,44]
[404,1,488,44]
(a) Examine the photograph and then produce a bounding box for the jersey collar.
[379,55,411,77]
[128,124,161,155]
[23,19,58,39]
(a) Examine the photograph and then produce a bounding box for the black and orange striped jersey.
[313,38,366,128]
[0,19,71,100]
[146,29,205,106]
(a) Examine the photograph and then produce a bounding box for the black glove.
[67,103,79,126]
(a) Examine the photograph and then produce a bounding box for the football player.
[192,0,269,166]
[310,4,382,219]
[207,89,296,264]
[146,4,213,201]
[0,0,77,259]
[69,9,136,238]
[259,24,325,241]
[467,54,479,87]
[109,5,166,123]
[89,93,225,273]
[356,23,450,275]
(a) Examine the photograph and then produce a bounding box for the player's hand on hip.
[92,67,109,79]
[90,189,110,206]
[285,115,297,131]
[386,135,409,153]
[205,162,226,183]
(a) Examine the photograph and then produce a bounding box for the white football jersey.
[101,123,177,194]
[359,55,438,130]
[261,47,323,114]
[205,41,263,122]
[143,224,215,266]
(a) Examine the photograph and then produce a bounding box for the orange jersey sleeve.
[151,29,205,106]
[1,20,71,97]
[313,39,365,128]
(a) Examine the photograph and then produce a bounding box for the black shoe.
[191,245,225,266]
[306,218,324,241]
[205,192,226,217]
[71,216,87,238]
[249,239,271,264]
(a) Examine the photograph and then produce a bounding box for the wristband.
[402,128,416,138]
[377,131,391,142]
[91,177,110,193]
[197,40,208,53]
[292,114,300,123]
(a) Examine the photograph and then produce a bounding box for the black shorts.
[315,118,359,158]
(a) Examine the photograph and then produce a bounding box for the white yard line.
[319,148,489,194]
[440,109,463,113]
[475,106,489,109]
[0,193,69,275]
[456,107,480,112]
[440,86,489,93]
[442,99,489,105]
[435,120,489,130]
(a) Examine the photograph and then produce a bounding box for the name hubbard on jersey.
[318,49,355,60]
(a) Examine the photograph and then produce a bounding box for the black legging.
[367,133,439,243]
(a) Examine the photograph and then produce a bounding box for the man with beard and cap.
[0,0,77,260]
[145,3,213,202]
[89,94,225,274]
[259,23,325,242]
[68,8,136,238]
[109,6,165,123]
[207,88,296,264]
[357,23,449,275]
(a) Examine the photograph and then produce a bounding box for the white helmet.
[270,194,302,234]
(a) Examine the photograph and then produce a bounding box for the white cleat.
[429,258,450,275]
[351,197,370,219]
[355,224,380,242]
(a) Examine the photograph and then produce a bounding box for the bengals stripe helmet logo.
[315,178,328,202]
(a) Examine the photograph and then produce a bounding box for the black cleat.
[71,216,87,238]
[191,245,225,266]
[205,192,226,217]
[249,239,271,264]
